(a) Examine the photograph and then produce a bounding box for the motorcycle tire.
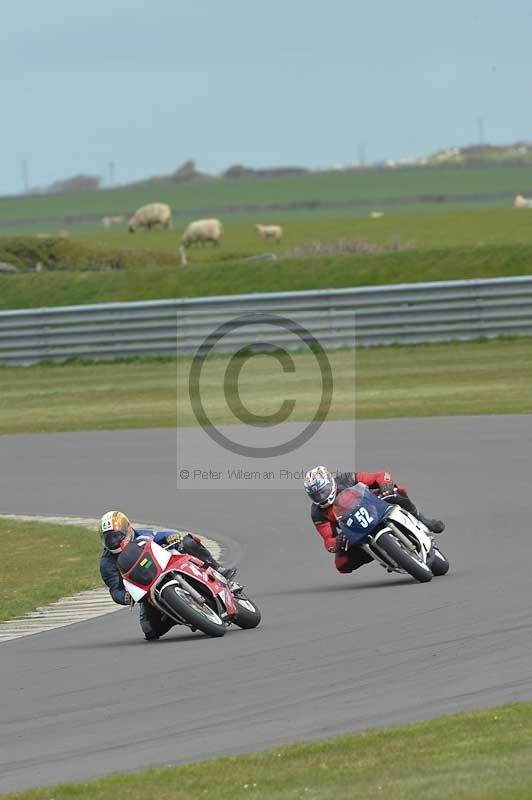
[377,530,433,583]
[232,593,261,629]
[428,545,450,576]
[160,584,226,637]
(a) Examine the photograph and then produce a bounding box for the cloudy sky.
[1,0,531,194]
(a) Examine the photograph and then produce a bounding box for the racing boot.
[417,513,445,534]
[201,557,237,582]
[181,534,237,581]
[207,555,237,582]
[217,564,237,582]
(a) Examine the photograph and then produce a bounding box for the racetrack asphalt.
[1,416,532,792]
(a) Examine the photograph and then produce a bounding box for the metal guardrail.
[0,275,531,364]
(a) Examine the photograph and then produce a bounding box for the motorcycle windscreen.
[333,483,391,544]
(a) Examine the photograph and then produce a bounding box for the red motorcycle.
[117,538,261,637]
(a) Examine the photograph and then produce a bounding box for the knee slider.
[335,554,353,573]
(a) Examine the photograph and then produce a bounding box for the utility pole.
[477,116,485,145]
[21,160,29,194]
[108,160,115,187]
[358,142,366,167]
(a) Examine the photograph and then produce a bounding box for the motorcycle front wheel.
[232,593,261,629]
[160,584,227,637]
[428,544,450,576]
[376,531,433,583]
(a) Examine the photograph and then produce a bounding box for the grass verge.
[0,338,531,435]
[3,701,532,799]
[0,519,101,621]
[1,209,532,309]
[3,242,532,310]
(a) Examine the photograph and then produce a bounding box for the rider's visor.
[305,480,335,505]
[103,527,132,554]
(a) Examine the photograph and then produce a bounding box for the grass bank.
[1,208,532,310]
[0,518,101,621]
[1,338,531,435]
[3,701,532,799]
[1,244,532,312]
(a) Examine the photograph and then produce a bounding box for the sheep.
[182,218,223,248]
[513,194,532,209]
[128,203,172,232]
[255,223,283,242]
[102,215,126,229]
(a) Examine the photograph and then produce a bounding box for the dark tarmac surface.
[1,416,531,792]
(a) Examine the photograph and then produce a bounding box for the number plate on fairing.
[333,483,392,544]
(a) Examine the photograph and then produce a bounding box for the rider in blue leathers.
[98,511,235,640]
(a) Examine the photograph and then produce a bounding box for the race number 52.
[354,507,374,528]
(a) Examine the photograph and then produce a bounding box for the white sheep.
[128,203,172,232]
[513,194,532,209]
[102,215,126,229]
[182,218,223,247]
[255,224,283,242]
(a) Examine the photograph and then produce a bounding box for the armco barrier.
[0,275,531,364]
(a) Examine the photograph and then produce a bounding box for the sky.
[1,0,531,195]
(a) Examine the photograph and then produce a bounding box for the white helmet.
[98,511,133,554]
[303,466,337,506]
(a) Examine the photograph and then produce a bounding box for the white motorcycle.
[333,483,450,582]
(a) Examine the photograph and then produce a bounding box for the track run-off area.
[1,416,531,792]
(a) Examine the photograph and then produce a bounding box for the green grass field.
[3,701,532,799]
[93,207,532,255]
[1,164,532,236]
[1,338,530,435]
[1,208,532,310]
[0,518,101,621]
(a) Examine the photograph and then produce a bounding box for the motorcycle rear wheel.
[232,593,261,629]
[377,531,433,583]
[160,585,227,637]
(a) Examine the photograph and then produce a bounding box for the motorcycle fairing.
[119,540,172,601]
[119,538,238,616]
[123,577,148,602]
[385,506,433,556]
[334,483,392,544]
[170,559,238,616]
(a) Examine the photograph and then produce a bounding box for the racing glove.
[335,533,348,552]
[124,591,135,607]
[325,536,337,553]
[166,533,182,547]
[377,479,396,497]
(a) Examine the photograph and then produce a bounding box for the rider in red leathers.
[304,466,445,574]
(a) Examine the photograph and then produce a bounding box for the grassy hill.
[1,164,532,237]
